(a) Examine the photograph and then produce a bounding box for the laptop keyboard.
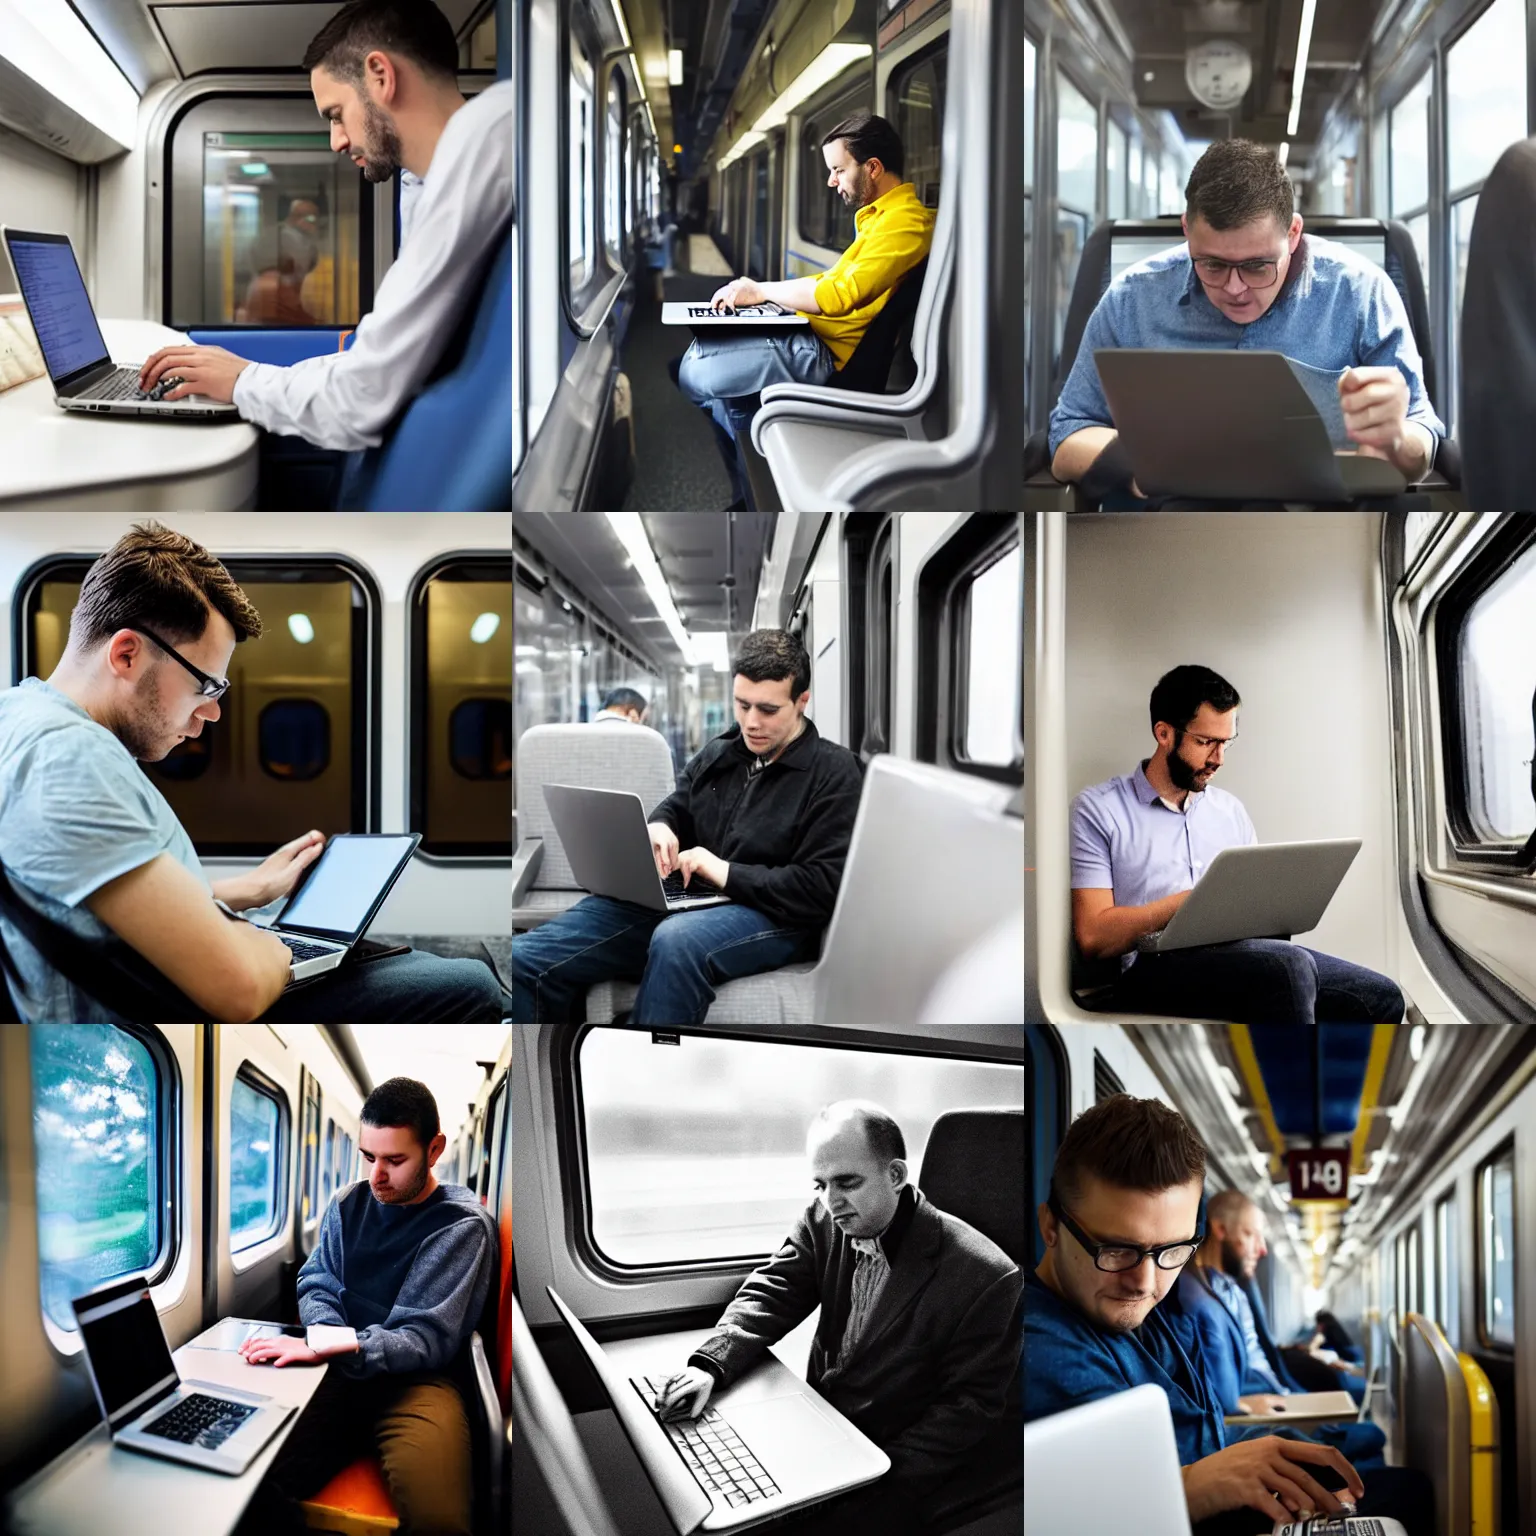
[82,367,149,402]
[141,1393,255,1447]
[662,870,724,904]
[281,935,340,963]
[636,1377,780,1508]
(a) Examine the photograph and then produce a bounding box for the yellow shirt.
[807,181,936,370]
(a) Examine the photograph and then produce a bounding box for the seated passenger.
[511,629,862,1024]
[653,1101,1021,1535]
[232,1078,496,1536]
[1071,663,1404,1025]
[676,112,935,510]
[1048,138,1444,503]
[0,522,504,1023]
[1304,1309,1370,1403]
[137,0,511,454]
[590,686,649,726]
[1025,1094,1432,1536]
[1178,1191,1384,1466]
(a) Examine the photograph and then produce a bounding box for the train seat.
[920,1109,1026,1265]
[512,722,678,932]
[1024,214,1461,503]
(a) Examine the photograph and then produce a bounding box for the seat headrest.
[920,1108,1025,1264]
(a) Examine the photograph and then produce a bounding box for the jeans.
[1118,940,1405,1025]
[510,894,821,1024]
[257,950,506,1022]
[676,331,835,504]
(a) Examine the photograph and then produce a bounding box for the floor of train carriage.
[622,234,741,512]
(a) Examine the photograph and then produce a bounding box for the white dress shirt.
[232,80,512,451]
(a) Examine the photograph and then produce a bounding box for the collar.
[1178,232,1314,313]
[731,715,818,772]
[855,179,919,232]
[866,1184,917,1262]
[1134,759,1200,813]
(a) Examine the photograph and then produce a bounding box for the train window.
[576,1028,1025,1268]
[891,40,947,212]
[409,556,513,857]
[1024,36,1035,408]
[750,151,769,278]
[800,82,870,252]
[1106,119,1127,220]
[567,27,596,297]
[1477,1144,1515,1348]
[299,1074,321,1230]
[604,69,624,267]
[1447,0,1527,194]
[1128,136,1143,218]
[20,558,376,855]
[32,1026,173,1331]
[486,1077,509,1200]
[1448,193,1478,434]
[1055,72,1097,365]
[1435,1191,1459,1346]
[231,1069,285,1252]
[957,537,1023,771]
[321,1118,335,1209]
[1389,70,1432,303]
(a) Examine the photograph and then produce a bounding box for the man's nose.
[1222,266,1248,294]
[199,698,221,725]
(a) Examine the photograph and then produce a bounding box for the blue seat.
[337,223,512,511]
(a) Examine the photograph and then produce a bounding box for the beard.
[1167,735,1214,792]
[357,99,403,181]
[114,670,180,761]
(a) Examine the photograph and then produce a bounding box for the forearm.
[1391,421,1434,481]
[1078,890,1187,960]
[210,875,261,911]
[758,277,822,315]
[1051,426,1120,483]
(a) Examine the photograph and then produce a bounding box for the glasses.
[1048,1191,1202,1273]
[134,626,231,701]
[1178,729,1238,754]
[1192,255,1282,290]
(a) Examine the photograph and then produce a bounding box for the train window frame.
[796,74,873,256]
[1434,1187,1459,1346]
[1431,517,1536,871]
[486,1073,509,1204]
[560,1023,1025,1281]
[1475,1139,1516,1351]
[842,514,895,762]
[299,1070,322,1236]
[478,1076,508,1198]
[603,63,626,268]
[407,550,512,861]
[321,1117,335,1210]
[229,1062,290,1262]
[12,553,383,857]
[888,34,947,214]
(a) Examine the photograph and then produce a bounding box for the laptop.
[1223,1389,1361,1425]
[248,832,421,981]
[1,226,239,418]
[547,1287,889,1533]
[661,300,809,328]
[542,784,732,911]
[71,1277,295,1475]
[1095,349,1408,501]
[1136,839,1362,955]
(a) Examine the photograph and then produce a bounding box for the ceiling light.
[605,514,695,662]
[1409,1024,1426,1061]
[287,614,314,644]
[1277,140,1290,168]
[1287,0,1317,137]
[470,612,501,644]
[668,49,683,86]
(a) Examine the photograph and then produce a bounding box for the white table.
[0,320,259,510]
[4,1321,329,1536]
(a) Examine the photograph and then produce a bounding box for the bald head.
[1207,1189,1256,1227]
[806,1101,908,1240]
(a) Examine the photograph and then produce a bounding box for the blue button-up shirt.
[1048,235,1446,456]
[1071,761,1258,969]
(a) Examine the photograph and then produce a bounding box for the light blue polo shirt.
[0,678,207,1022]
[1206,1267,1286,1393]
[1048,234,1446,456]
[1070,760,1257,970]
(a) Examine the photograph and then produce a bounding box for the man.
[0,522,504,1023]
[677,112,935,509]
[1025,1094,1431,1536]
[592,687,649,726]
[654,1102,1020,1535]
[511,629,863,1024]
[1049,139,1444,503]
[137,0,511,454]
[1071,663,1404,1024]
[233,1078,497,1536]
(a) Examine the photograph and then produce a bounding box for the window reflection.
[892,43,946,212]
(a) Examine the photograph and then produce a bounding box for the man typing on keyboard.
[653,1102,1022,1536]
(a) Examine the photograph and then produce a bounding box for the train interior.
[512,510,1024,1024]
[512,0,1022,514]
[1019,0,1533,512]
[0,1023,512,1536]
[1024,510,1536,1028]
[1027,1022,1536,1536]
[0,0,510,512]
[512,1021,1025,1536]
[0,513,513,1024]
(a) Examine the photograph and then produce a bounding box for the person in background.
[591,687,649,725]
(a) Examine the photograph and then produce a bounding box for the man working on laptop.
[1071,663,1403,1025]
[675,112,934,510]
[1027,1094,1431,1536]
[1048,138,1444,504]
[511,628,863,1024]
[654,1101,1020,1535]
[0,522,503,1024]
[233,1077,497,1536]
[135,0,510,454]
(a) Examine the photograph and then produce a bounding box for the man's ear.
[1038,1201,1058,1248]
[890,1159,908,1189]
[427,1131,447,1166]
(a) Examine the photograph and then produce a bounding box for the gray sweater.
[297,1179,496,1379]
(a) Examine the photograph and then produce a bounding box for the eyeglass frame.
[1175,727,1238,754]
[133,625,231,701]
[1046,1187,1203,1273]
[1190,254,1284,290]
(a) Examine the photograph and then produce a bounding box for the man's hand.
[648,821,681,878]
[1236,1394,1291,1414]
[138,344,252,403]
[654,1367,714,1422]
[678,846,729,890]
[1338,366,1412,464]
[213,830,326,911]
[1181,1436,1363,1524]
[710,277,766,313]
[238,1336,321,1369]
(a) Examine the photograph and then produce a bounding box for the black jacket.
[647,718,864,928]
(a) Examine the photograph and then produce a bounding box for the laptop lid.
[71,1276,182,1435]
[2,228,114,391]
[272,832,421,945]
[541,783,670,910]
[547,1287,713,1536]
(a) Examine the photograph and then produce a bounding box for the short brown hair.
[70,522,262,651]
[731,628,811,699]
[821,111,905,179]
[302,0,460,86]
[1052,1094,1207,1205]
[1184,138,1294,232]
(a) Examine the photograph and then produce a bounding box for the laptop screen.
[7,234,111,385]
[277,834,417,939]
[75,1282,178,1427]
